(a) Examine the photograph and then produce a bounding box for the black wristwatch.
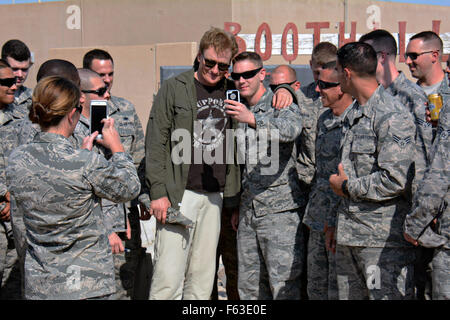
[341,180,350,198]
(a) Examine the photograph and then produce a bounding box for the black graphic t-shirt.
[185,78,231,193]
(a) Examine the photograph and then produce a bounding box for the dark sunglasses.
[0,77,17,88]
[404,50,436,61]
[269,81,297,92]
[316,79,340,90]
[230,67,263,81]
[202,56,230,72]
[82,86,109,96]
[74,104,83,113]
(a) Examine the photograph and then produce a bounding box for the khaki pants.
[149,190,223,300]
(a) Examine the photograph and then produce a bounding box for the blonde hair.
[199,27,239,60]
[29,76,80,129]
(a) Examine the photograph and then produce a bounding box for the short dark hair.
[37,59,80,87]
[83,49,114,69]
[337,42,377,78]
[311,42,337,66]
[1,39,31,62]
[232,51,263,68]
[359,29,397,57]
[410,31,443,52]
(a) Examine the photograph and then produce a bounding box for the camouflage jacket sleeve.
[404,101,449,242]
[84,151,141,203]
[253,100,303,143]
[347,111,416,202]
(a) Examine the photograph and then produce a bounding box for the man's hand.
[150,196,171,224]
[109,232,125,254]
[329,163,348,197]
[231,208,240,232]
[425,107,438,128]
[403,232,418,246]
[225,99,256,127]
[0,192,11,222]
[272,88,293,110]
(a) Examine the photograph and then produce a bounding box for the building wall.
[0,0,448,128]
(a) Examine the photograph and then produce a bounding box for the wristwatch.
[341,180,350,198]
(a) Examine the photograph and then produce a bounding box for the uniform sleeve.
[347,112,416,202]
[404,102,450,240]
[145,80,175,201]
[254,103,303,143]
[83,151,141,203]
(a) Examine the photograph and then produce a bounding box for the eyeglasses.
[202,56,230,72]
[316,79,340,90]
[82,86,109,96]
[74,104,83,113]
[269,81,297,92]
[230,67,263,81]
[404,50,437,61]
[0,77,17,88]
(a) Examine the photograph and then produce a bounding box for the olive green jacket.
[145,69,241,209]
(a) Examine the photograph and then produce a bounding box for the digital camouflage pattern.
[386,72,432,193]
[307,229,338,300]
[300,81,320,101]
[404,99,449,300]
[335,245,415,300]
[5,132,140,300]
[295,88,325,188]
[13,86,32,119]
[138,195,194,228]
[239,90,304,215]
[237,90,304,300]
[237,208,304,300]
[304,106,352,231]
[336,85,416,248]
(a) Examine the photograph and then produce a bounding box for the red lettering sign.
[281,23,299,62]
[305,22,330,47]
[255,22,272,61]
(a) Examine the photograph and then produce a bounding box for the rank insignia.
[393,135,412,148]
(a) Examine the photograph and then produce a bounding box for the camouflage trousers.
[0,222,21,300]
[307,228,338,300]
[335,245,415,300]
[431,248,450,300]
[237,208,305,300]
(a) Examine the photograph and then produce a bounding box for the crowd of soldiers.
[0,26,448,300]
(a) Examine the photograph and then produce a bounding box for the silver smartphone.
[90,100,108,140]
[226,89,240,103]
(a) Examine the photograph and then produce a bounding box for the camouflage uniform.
[237,90,305,300]
[386,72,434,300]
[13,86,32,118]
[335,85,416,300]
[303,106,352,300]
[404,99,450,300]
[0,103,29,299]
[5,132,140,299]
[72,96,147,300]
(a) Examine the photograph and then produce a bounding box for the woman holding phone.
[5,76,140,300]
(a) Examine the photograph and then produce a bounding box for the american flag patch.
[393,135,412,148]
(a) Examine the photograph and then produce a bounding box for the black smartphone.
[90,100,108,139]
[226,89,240,103]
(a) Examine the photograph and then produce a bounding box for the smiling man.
[302,62,353,300]
[1,40,33,117]
[225,51,304,300]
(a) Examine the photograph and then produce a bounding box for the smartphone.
[90,100,108,139]
[226,89,240,103]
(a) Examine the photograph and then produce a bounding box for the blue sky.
[376,0,449,5]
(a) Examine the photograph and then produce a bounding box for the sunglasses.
[82,86,109,96]
[316,79,340,90]
[404,50,436,61]
[0,77,17,88]
[230,67,263,81]
[74,104,83,113]
[202,56,230,72]
[269,81,297,92]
